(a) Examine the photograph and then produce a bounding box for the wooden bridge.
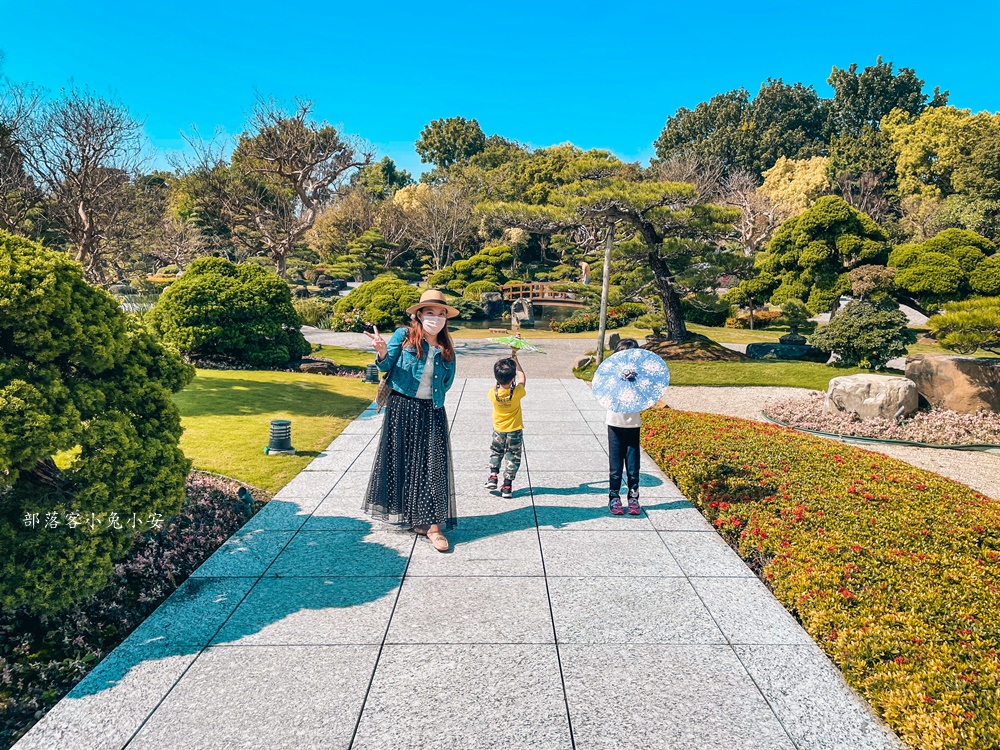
[499,282,588,307]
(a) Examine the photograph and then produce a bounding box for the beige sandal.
[426,529,449,552]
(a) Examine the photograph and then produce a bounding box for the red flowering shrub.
[642,409,1000,749]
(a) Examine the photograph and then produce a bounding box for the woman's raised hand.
[364,326,388,359]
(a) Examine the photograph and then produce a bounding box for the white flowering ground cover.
[763,392,1000,446]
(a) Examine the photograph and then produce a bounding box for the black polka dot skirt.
[362,389,457,530]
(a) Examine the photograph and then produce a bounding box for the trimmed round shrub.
[463,280,500,301]
[332,273,421,329]
[809,296,915,369]
[970,256,1000,296]
[146,257,311,368]
[0,230,194,614]
[894,252,963,303]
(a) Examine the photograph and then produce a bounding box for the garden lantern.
[364,363,380,383]
[265,420,295,455]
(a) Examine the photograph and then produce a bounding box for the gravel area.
[662,386,1000,501]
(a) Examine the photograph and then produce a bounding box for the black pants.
[608,425,640,502]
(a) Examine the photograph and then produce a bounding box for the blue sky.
[2,0,998,177]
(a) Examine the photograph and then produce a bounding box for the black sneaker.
[484,474,498,490]
[500,483,513,499]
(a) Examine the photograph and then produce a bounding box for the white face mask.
[421,314,446,335]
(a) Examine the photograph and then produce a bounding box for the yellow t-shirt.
[489,383,526,432]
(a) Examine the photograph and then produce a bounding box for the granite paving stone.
[692,577,815,645]
[386,576,553,644]
[265,529,413,577]
[660,530,756,578]
[13,642,198,750]
[548,577,725,644]
[560,644,797,750]
[538,529,685,577]
[407,527,544,577]
[212,576,400,646]
[190,528,295,578]
[734,645,904,749]
[128,645,379,749]
[352,645,572,750]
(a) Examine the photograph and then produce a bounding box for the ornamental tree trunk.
[647,250,688,342]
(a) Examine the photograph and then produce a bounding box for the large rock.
[293,359,339,375]
[905,354,1000,414]
[824,374,919,420]
[746,342,828,362]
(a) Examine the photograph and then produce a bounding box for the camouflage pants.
[489,429,523,483]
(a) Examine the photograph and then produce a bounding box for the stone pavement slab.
[16,377,901,750]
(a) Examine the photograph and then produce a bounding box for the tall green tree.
[654,79,827,176]
[352,156,413,199]
[827,56,948,137]
[197,97,373,276]
[414,116,487,170]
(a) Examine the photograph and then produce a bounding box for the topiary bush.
[463,280,500,301]
[970,256,1000,297]
[643,409,1000,749]
[332,273,420,330]
[809,297,915,369]
[146,257,311,368]
[0,230,194,614]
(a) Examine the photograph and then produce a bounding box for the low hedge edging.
[641,409,1000,750]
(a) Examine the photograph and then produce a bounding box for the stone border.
[760,414,1000,455]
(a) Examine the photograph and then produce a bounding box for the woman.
[362,289,459,551]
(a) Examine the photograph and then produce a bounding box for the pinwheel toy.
[487,333,546,355]
[592,348,670,413]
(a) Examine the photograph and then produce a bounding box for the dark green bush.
[146,257,311,367]
[332,273,421,329]
[809,297,915,369]
[0,230,193,614]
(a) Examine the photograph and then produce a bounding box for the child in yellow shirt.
[485,353,526,498]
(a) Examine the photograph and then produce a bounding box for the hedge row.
[641,409,999,750]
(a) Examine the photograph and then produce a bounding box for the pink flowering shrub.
[764,393,1000,445]
[0,472,268,748]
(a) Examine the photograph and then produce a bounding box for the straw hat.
[405,289,460,319]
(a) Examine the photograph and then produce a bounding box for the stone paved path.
[17,379,901,750]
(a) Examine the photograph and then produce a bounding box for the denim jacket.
[376,327,456,408]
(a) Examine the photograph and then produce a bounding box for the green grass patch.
[313,344,377,369]
[642,409,1000,749]
[173,369,376,493]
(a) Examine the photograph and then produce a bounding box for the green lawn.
[313,344,377,369]
[173,369,376,493]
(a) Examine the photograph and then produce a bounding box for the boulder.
[746,342,827,362]
[575,356,593,370]
[608,333,621,351]
[294,359,339,375]
[824,374,919,420]
[905,354,1000,414]
[481,291,505,318]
